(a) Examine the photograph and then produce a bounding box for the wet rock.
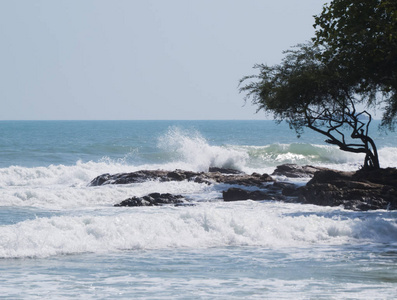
[223,187,264,201]
[272,164,330,178]
[223,187,286,202]
[208,167,244,174]
[90,173,112,186]
[90,170,195,186]
[90,169,274,187]
[273,181,300,197]
[114,193,187,207]
[210,172,274,187]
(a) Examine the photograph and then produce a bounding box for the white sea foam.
[1,202,396,258]
[157,127,249,172]
[378,146,397,168]
[0,161,127,188]
[1,179,211,210]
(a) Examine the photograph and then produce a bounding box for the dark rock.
[272,164,330,178]
[90,170,195,186]
[272,181,300,197]
[298,168,397,210]
[208,167,244,174]
[223,187,286,202]
[90,169,274,188]
[216,172,274,187]
[115,193,187,207]
[352,167,397,186]
[166,171,187,181]
[90,173,111,186]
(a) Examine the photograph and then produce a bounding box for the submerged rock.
[223,187,286,202]
[114,193,187,207]
[222,180,302,202]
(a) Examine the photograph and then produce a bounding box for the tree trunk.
[362,136,380,170]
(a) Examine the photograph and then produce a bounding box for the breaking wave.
[1,202,396,258]
[157,127,249,172]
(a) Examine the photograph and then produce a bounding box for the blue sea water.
[1,120,397,299]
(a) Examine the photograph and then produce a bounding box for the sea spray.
[157,127,248,171]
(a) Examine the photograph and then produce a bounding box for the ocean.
[1,120,396,299]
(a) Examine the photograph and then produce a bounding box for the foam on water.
[1,202,396,258]
[0,161,125,188]
[378,146,397,168]
[157,127,249,172]
[1,180,211,210]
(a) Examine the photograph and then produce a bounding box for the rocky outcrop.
[298,168,397,210]
[221,166,397,210]
[90,169,274,187]
[114,193,188,207]
[90,164,397,211]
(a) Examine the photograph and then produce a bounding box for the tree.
[240,44,380,169]
[240,0,397,170]
[313,0,397,129]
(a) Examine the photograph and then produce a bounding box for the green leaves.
[313,0,397,127]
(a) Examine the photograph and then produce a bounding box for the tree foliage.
[313,0,397,128]
[240,44,380,169]
[240,0,397,169]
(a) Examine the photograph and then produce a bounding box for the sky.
[0,0,328,120]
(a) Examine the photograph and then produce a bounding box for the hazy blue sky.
[1,0,327,120]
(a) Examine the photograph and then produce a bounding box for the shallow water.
[2,244,397,299]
